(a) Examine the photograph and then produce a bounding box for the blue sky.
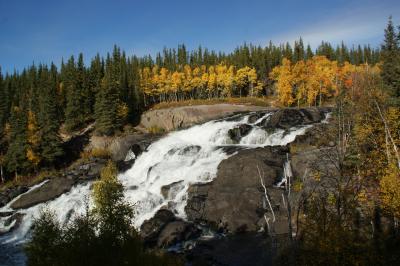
[0,0,399,73]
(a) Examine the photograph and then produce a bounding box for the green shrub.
[25,161,182,266]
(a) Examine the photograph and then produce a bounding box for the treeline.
[140,64,263,105]
[0,38,383,181]
[270,56,381,106]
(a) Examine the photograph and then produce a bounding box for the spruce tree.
[94,55,118,136]
[64,56,85,132]
[381,16,400,100]
[38,67,63,166]
[0,68,8,138]
[5,104,29,177]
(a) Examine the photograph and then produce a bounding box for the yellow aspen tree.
[235,66,250,97]
[151,65,161,100]
[201,72,209,98]
[247,67,258,97]
[312,56,336,106]
[222,65,235,97]
[216,63,227,97]
[139,67,152,106]
[292,60,308,107]
[270,58,295,106]
[26,110,41,169]
[183,65,193,99]
[158,67,170,102]
[304,58,319,106]
[171,71,183,101]
[207,66,217,98]
[191,66,203,98]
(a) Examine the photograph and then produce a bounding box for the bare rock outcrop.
[140,104,269,131]
[185,146,289,233]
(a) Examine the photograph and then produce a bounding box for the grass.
[79,148,111,163]
[150,96,277,110]
[147,125,165,134]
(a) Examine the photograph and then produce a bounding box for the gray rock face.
[140,104,269,131]
[140,209,176,245]
[186,146,290,233]
[228,124,253,143]
[157,220,200,248]
[258,108,326,130]
[140,209,199,248]
[10,178,74,209]
[0,186,28,208]
[161,181,184,199]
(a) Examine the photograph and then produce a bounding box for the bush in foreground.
[25,161,181,266]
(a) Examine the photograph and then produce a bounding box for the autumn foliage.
[269,56,381,107]
[139,63,263,106]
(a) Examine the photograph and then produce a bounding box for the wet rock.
[248,112,267,124]
[10,178,74,209]
[178,145,201,156]
[0,186,29,208]
[140,209,176,245]
[228,124,253,143]
[157,221,201,248]
[0,211,14,217]
[0,213,25,235]
[185,183,211,221]
[186,233,275,266]
[186,146,290,233]
[161,181,184,199]
[130,143,143,157]
[116,159,135,173]
[259,108,326,130]
[87,163,104,179]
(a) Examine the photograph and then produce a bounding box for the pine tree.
[305,44,314,60]
[5,105,29,177]
[0,68,8,138]
[381,16,400,100]
[94,55,119,136]
[64,56,85,132]
[38,67,63,166]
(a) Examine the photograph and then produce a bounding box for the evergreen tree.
[0,68,8,138]
[381,16,400,100]
[37,67,63,166]
[64,56,85,132]
[5,104,29,177]
[94,55,118,136]
[305,44,314,60]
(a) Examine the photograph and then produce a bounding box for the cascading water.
[118,112,312,227]
[0,110,320,248]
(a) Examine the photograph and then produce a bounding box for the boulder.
[140,209,176,245]
[157,220,201,248]
[186,146,290,233]
[0,213,25,235]
[140,104,269,131]
[161,181,184,199]
[116,159,135,173]
[259,108,325,130]
[10,178,74,209]
[0,186,28,208]
[228,124,253,143]
[248,112,267,124]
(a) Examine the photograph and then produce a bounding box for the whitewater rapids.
[0,111,312,244]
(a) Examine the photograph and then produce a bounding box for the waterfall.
[0,111,320,244]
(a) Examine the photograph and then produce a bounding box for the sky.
[0,0,400,73]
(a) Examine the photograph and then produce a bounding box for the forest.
[0,37,384,182]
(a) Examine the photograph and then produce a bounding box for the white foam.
[0,111,320,243]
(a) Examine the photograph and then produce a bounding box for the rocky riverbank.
[0,105,335,266]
